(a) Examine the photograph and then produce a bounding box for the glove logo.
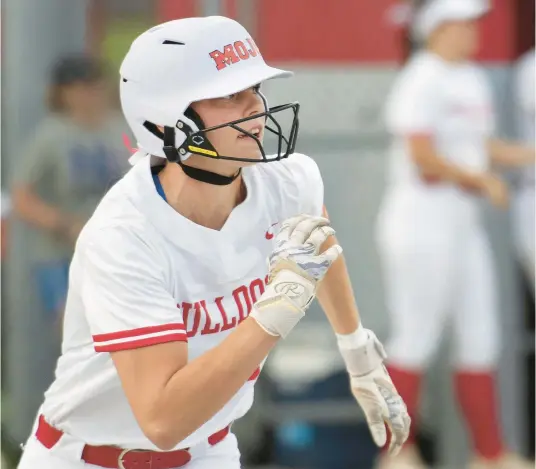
[192,135,205,145]
[274,282,305,299]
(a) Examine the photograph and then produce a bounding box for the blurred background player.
[375,0,535,468]
[10,54,130,329]
[512,47,535,292]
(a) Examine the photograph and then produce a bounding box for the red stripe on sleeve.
[248,366,261,381]
[94,332,188,352]
[92,323,185,343]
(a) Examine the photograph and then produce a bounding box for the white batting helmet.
[119,16,299,169]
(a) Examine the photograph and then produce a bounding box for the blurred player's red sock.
[454,371,504,460]
[385,365,422,448]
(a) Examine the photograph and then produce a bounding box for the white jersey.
[39,152,323,450]
[514,48,535,187]
[384,51,495,191]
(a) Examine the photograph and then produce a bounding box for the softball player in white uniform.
[375,1,535,468]
[512,48,535,290]
[18,17,410,469]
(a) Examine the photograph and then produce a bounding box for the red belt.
[35,414,230,469]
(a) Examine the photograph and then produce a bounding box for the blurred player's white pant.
[18,430,241,469]
[512,186,535,292]
[376,187,500,370]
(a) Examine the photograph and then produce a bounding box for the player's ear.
[322,205,330,219]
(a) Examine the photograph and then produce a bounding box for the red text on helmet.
[209,38,260,71]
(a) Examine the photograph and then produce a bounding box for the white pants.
[18,431,241,469]
[512,186,535,291]
[376,187,500,370]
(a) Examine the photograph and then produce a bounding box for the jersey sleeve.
[80,225,186,352]
[385,60,442,135]
[285,153,324,216]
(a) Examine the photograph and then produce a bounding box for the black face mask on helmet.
[142,90,300,186]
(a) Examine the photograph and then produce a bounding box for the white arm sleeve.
[80,225,186,353]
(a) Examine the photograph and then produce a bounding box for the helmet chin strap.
[161,121,241,186]
[178,161,241,186]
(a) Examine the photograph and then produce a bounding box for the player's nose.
[244,90,265,118]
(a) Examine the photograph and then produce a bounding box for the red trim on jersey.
[92,323,185,343]
[248,366,261,381]
[94,332,187,352]
[36,415,63,449]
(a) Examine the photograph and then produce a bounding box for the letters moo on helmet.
[209,38,260,71]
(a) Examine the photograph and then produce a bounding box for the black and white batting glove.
[250,214,342,338]
[337,326,411,456]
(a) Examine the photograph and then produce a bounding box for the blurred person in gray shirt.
[11,54,130,325]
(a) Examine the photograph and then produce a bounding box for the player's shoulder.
[251,152,323,217]
[398,52,445,84]
[389,52,444,105]
[255,152,321,190]
[77,207,165,279]
[258,152,320,179]
[79,175,159,252]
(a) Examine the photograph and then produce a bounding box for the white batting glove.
[337,327,411,456]
[250,214,342,338]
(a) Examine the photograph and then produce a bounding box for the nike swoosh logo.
[265,222,278,240]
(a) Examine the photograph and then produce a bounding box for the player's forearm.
[12,186,70,234]
[409,135,486,189]
[316,234,360,334]
[487,138,535,167]
[416,152,487,187]
[152,317,278,449]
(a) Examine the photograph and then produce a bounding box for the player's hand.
[250,214,342,338]
[338,330,410,456]
[478,173,509,209]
